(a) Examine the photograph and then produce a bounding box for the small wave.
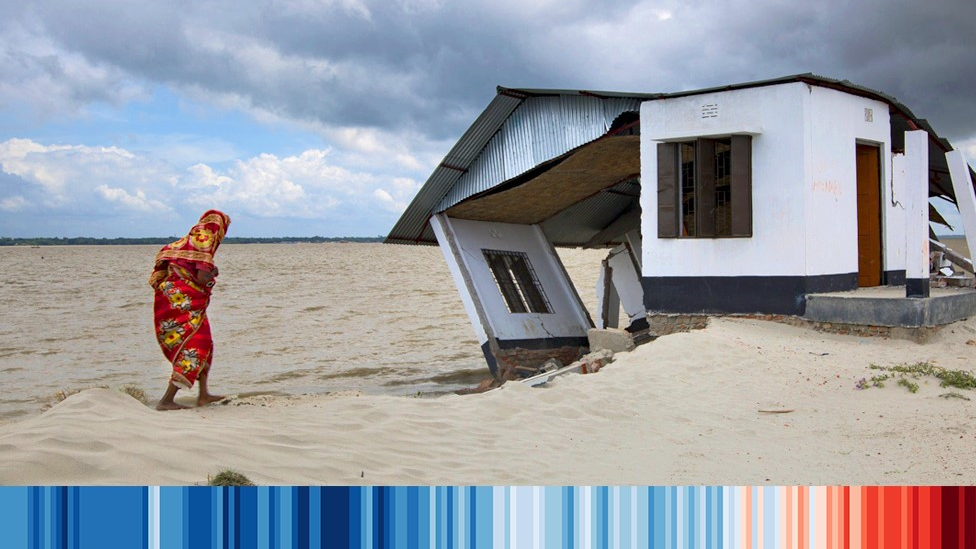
[427,367,490,385]
[302,305,327,312]
[317,366,384,380]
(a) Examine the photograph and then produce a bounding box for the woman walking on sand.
[149,210,231,411]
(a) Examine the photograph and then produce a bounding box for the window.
[657,135,752,238]
[482,249,553,314]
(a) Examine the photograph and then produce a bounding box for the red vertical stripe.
[885,487,901,549]
[945,486,959,549]
[956,486,969,547]
[911,486,919,549]
[933,486,943,549]
[864,486,878,549]
[965,487,976,549]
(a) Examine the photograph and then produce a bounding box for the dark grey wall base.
[884,270,906,286]
[906,278,930,298]
[804,290,976,327]
[642,273,858,316]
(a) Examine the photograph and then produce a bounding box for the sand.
[1,317,975,486]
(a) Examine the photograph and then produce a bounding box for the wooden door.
[856,144,882,287]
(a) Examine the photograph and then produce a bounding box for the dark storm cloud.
[14,0,976,142]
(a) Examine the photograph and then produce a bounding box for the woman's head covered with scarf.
[149,210,231,288]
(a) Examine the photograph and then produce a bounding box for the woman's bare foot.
[197,393,226,407]
[156,382,188,411]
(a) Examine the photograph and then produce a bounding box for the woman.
[149,210,231,410]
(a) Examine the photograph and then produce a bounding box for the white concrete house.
[387,74,976,378]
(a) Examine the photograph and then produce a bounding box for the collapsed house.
[386,74,976,378]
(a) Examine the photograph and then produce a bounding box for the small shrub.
[119,385,149,404]
[209,470,255,486]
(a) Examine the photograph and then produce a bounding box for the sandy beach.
[1,316,974,486]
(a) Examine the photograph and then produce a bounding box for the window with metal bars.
[482,249,553,314]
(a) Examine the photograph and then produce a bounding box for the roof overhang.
[444,134,640,226]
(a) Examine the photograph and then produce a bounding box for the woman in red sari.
[149,210,231,410]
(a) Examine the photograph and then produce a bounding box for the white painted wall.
[805,86,892,276]
[606,244,646,326]
[430,214,491,347]
[640,82,896,279]
[640,83,808,277]
[888,154,909,274]
[441,217,592,341]
[904,130,930,285]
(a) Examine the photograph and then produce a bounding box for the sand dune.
[1,317,975,486]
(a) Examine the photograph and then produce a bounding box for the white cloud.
[96,184,171,212]
[0,196,27,212]
[372,176,421,213]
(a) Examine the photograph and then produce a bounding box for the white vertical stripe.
[508,487,516,549]
[492,487,504,549]
[148,486,159,549]
[722,486,733,547]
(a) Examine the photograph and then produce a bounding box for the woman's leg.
[196,365,225,406]
[156,382,189,411]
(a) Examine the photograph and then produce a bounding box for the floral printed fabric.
[149,210,229,389]
[148,210,230,288]
[153,267,213,389]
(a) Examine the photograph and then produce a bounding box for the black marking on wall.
[884,270,907,286]
[641,273,858,316]
[906,278,930,298]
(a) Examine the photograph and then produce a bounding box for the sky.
[2,0,976,238]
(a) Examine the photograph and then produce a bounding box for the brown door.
[856,144,882,287]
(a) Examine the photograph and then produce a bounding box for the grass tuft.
[208,470,255,486]
[856,362,976,394]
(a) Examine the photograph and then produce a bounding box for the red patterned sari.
[149,210,230,390]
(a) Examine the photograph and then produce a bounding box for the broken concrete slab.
[587,328,635,354]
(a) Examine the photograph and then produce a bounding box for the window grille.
[482,250,553,314]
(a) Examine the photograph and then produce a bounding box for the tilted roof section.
[386,73,973,245]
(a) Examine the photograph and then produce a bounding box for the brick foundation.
[493,345,588,380]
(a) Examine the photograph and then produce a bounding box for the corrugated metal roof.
[385,89,646,245]
[386,74,973,246]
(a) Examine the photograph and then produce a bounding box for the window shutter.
[730,135,753,237]
[696,138,716,237]
[657,142,678,238]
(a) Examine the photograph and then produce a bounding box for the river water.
[0,243,610,421]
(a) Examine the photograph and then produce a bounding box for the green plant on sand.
[209,470,255,486]
[855,362,976,395]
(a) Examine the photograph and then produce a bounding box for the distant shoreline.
[0,236,385,246]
